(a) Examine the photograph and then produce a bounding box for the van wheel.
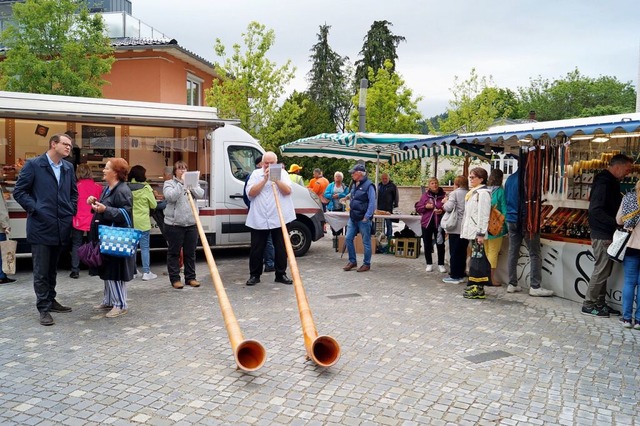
[288,220,312,257]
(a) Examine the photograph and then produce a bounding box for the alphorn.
[271,182,341,367]
[186,190,266,371]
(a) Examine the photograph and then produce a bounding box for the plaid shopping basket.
[99,208,142,258]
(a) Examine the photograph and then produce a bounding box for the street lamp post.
[358,78,367,133]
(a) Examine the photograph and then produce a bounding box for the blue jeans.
[622,248,640,322]
[507,222,542,289]
[139,230,151,273]
[384,219,393,240]
[345,218,372,266]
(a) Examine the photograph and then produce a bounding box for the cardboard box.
[338,235,377,254]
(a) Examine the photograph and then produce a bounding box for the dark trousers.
[70,228,86,273]
[421,223,445,265]
[32,244,63,313]
[165,224,198,283]
[250,228,287,278]
[263,234,275,268]
[448,233,469,279]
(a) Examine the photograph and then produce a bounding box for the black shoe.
[581,305,609,318]
[601,304,621,316]
[50,300,72,313]
[264,266,275,273]
[274,274,293,285]
[0,276,16,284]
[39,312,54,326]
[69,271,79,279]
[245,276,260,286]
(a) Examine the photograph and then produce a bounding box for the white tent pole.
[375,149,380,207]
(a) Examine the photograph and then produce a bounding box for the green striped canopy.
[280,132,459,164]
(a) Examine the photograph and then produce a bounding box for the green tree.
[0,0,114,97]
[262,91,332,153]
[348,60,424,185]
[354,20,405,85]
[205,21,296,141]
[439,169,458,186]
[349,60,423,133]
[376,159,424,186]
[306,24,352,132]
[270,92,351,183]
[434,68,508,134]
[517,68,636,121]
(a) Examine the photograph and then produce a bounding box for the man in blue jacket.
[14,134,78,326]
[504,169,553,297]
[343,164,376,272]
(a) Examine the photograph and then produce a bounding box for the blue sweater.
[504,170,521,224]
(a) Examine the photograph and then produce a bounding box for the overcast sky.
[131,0,639,118]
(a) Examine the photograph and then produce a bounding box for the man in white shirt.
[245,151,295,286]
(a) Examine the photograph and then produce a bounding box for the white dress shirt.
[246,167,296,229]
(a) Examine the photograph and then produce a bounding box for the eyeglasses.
[59,142,72,148]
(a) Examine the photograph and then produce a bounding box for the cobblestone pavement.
[1,237,639,426]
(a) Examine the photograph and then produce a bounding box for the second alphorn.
[186,190,266,371]
[271,182,341,367]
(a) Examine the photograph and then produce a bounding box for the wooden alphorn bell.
[186,190,266,371]
[271,182,341,367]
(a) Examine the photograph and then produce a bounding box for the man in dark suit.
[14,134,78,326]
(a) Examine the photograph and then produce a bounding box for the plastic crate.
[394,238,421,259]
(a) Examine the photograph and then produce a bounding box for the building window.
[187,75,202,106]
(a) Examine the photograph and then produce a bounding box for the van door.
[222,143,263,243]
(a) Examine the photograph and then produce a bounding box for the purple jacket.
[415,188,446,228]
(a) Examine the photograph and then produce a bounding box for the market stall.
[324,211,422,237]
[453,113,640,307]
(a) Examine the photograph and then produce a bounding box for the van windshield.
[228,146,262,181]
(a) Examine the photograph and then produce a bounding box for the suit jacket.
[13,153,78,245]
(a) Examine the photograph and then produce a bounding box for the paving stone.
[1,238,639,424]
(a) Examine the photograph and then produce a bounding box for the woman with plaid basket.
[86,158,135,318]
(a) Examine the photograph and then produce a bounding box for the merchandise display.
[525,137,640,244]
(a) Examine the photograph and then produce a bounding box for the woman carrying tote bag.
[86,158,135,319]
[441,175,469,284]
[615,180,640,329]
[460,167,492,299]
[485,169,508,286]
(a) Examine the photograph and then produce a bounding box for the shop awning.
[280,132,430,163]
[392,135,461,162]
[455,113,640,145]
[398,134,494,161]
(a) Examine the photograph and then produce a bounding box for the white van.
[0,91,324,256]
[190,124,324,256]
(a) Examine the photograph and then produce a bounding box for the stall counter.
[324,211,423,237]
[496,237,623,309]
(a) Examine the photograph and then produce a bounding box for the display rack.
[535,137,640,244]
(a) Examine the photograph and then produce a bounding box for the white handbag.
[440,205,458,233]
[607,228,632,262]
[0,239,17,275]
